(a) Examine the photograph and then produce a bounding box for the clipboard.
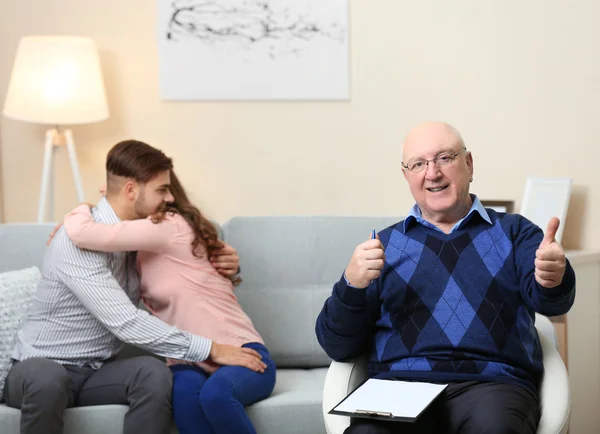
[329,378,447,423]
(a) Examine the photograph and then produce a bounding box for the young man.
[3,140,265,434]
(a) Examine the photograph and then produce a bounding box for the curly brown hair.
[151,170,241,286]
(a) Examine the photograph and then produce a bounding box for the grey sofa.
[0,216,400,434]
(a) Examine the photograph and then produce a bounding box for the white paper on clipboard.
[333,379,447,420]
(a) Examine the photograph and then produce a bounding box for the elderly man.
[316,122,575,434]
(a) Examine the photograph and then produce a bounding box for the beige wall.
[0,1,598,249]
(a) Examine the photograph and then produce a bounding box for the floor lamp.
[2,36,109,223]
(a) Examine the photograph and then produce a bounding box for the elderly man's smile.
[426,185,449,193]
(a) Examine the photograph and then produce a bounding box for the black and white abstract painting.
[157,0,349,100]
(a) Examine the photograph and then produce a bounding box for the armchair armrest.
[322,356,369,434]
[536,317,570,434]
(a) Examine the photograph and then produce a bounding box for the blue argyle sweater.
[316,206,576,392]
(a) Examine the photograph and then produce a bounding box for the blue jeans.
[170,342,276,434]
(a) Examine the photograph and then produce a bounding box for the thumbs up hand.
[535,217,566,288]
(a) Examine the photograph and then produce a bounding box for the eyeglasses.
[401,147,467,174]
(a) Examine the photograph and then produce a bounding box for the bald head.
[401,122,464,162]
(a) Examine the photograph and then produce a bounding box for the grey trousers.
[2,356,173,434]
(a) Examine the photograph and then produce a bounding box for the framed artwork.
[480,200,515,214]
[519,177,572,243]
[157,0,350,101]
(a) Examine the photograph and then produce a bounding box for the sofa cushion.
[222,216,402,368]
[223,216,401,288]
[247,368,328,434]
[236,285,332,367]
[0,368,328,434]
[0,403,179,434]
[0,266,41,397]
[0,224,54,273]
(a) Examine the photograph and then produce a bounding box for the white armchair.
[322,314,570,434]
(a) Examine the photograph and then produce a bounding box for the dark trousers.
[2,356,173,434]
[344,381,540,434]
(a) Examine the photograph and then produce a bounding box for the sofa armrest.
[322,356,369,434]
[536,323,570,434]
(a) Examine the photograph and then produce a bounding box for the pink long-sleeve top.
[63,204,264,370]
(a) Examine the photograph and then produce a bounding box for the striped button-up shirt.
[12,197,212,368]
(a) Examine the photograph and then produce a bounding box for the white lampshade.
[3,36,109,125]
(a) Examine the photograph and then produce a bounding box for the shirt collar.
[402,194,492,234]
[94,196,121,225]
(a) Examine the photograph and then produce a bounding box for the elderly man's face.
[402,123,473,223]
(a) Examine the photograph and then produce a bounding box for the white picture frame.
[520,177,572,243]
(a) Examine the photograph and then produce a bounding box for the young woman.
[63,171,276,434]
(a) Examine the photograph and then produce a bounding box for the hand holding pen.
[344,228,385,289]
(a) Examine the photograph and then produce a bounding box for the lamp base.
[37,128,85,223]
